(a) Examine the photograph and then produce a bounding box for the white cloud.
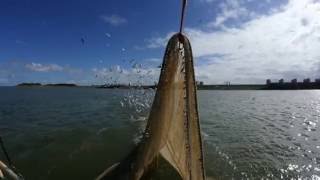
[201,0,282,28]
[25,63,64,72]
[200,0,215,2]
[100,14,127,26]
[145,32,175,49]
[210,0,251,27]
[144,58,161,63]
[145,0,320,84]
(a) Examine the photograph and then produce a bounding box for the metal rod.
[179,0,187,33]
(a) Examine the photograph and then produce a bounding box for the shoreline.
[5,84,320,90]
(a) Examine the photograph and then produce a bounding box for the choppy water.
[0,87,319,180]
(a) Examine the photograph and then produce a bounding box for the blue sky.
[1,0,320,85]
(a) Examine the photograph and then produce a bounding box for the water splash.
[93,57,158,144]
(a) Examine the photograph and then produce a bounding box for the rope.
[0,136,12,167]
[179,0,187,33]
[0,136,24,180]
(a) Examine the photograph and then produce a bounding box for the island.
[44,83,77,87]
[17,83,42,86]
[17,83,77,87]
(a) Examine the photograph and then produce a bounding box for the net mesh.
[97,33,205,180]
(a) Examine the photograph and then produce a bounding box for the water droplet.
[287,164,298,171]
[105,33,111,38]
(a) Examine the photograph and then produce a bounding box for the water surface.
[0,87,319,179]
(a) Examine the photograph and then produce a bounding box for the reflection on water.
[199,90,320,180]
[0,87,319,179]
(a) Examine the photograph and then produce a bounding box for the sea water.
[0,87,319,179]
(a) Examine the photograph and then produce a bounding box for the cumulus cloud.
[200,0,268,28]
[145,0,320,84]
[25,63,64,72]
[210,0,252,27]
[100,14,127,26]
[201,0,287,28]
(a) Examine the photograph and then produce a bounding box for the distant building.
[266,79,271,85]
[225,81,231,86]
[265,77,320,90]
[291,79,297,84]
[303,78,310,84]
[196,81,205,86]
[279,79,284,84]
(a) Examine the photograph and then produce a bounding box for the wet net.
[97,33,205,180]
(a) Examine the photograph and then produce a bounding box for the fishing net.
[97,33,205,180]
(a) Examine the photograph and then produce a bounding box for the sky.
[0,0,320,85]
